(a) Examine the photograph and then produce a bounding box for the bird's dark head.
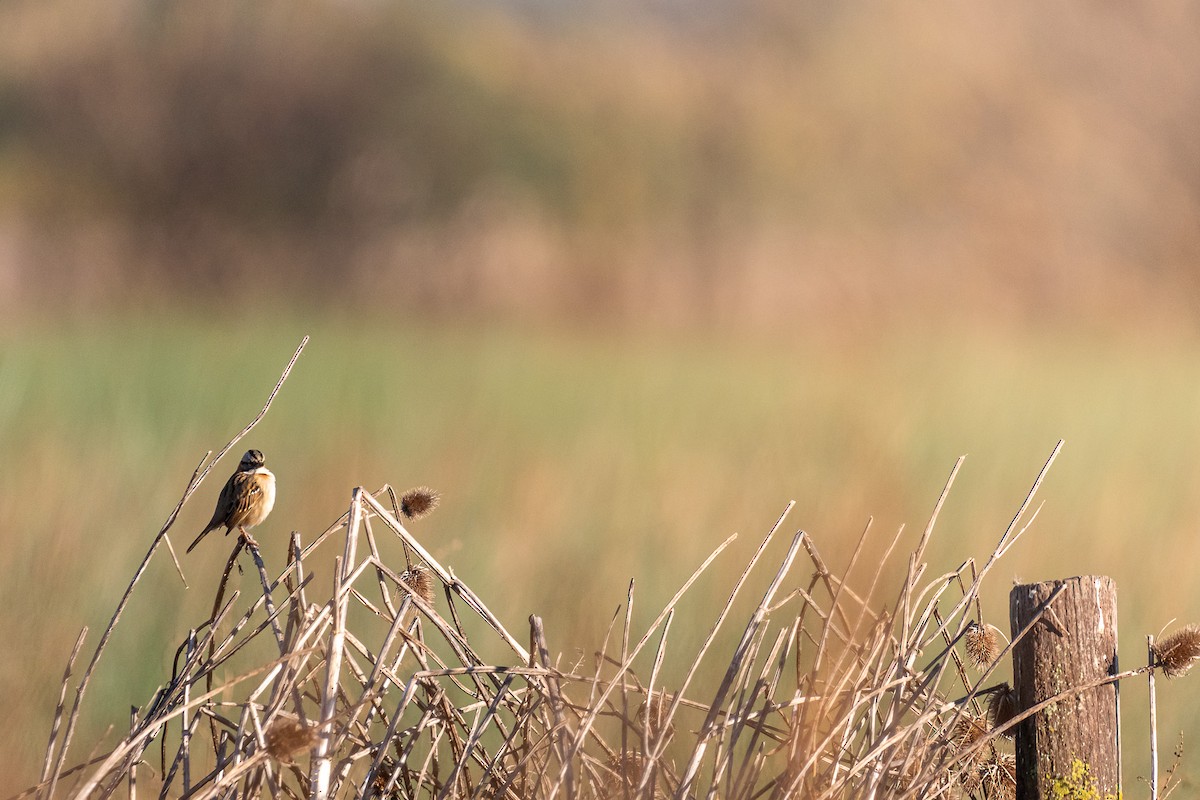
[239,449,265,470]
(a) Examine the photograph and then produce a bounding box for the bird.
[187,449,276,553]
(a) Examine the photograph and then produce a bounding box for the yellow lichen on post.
[1047,758,1120,800]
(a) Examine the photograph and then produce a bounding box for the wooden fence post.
[1009,575,1119,800]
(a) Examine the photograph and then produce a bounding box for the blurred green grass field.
[3,318,1200,788]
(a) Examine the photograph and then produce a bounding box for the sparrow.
[187,449,276,553]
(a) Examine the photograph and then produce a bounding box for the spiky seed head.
[598,754,667,800]
[950,714,988,753]
[400,487,440,520]
[600,754,643,799]
[264,717,317,762]
[607,753,645,775]
[1154,624,1200,678]
[637,693,676,739]
[400,565,435,604]
[949,715,990,769]
[964,752,1015,800]
[373,757,402,799]
[988,682,1017,738]
[964,621,1001,668]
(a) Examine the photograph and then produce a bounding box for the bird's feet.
[238,528,260,550]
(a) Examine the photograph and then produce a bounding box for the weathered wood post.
[1010,576,1119,799]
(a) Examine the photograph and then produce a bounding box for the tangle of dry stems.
[25,347,1096,799]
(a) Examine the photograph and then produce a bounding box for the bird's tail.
[186,526,215,554]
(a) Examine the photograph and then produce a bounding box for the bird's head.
[239,449,265,470]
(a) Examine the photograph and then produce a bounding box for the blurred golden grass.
[3,318,1200,790]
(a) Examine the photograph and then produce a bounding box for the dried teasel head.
[964,621,1001,668]
[400,564,436,604]
[400,487,440,520]
[264,717,317,763]
[988,682,1017,739]
[947,717,990,799]
[949,715,990,765]
[373,756,402,799]
[1154,624,1200,678]
[637,692,676,739]
[598,754,667,800]
[961,751,1016,800]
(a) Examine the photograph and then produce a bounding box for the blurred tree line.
[1,0,1199,330]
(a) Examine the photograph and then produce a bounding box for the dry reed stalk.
[1150,635,1159,800]
[39,628,87,787]
[675,518,800,796]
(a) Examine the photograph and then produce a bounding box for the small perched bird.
[187,449,276,553]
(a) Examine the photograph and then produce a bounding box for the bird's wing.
[227,472,264,528]
[186,473,240,553]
